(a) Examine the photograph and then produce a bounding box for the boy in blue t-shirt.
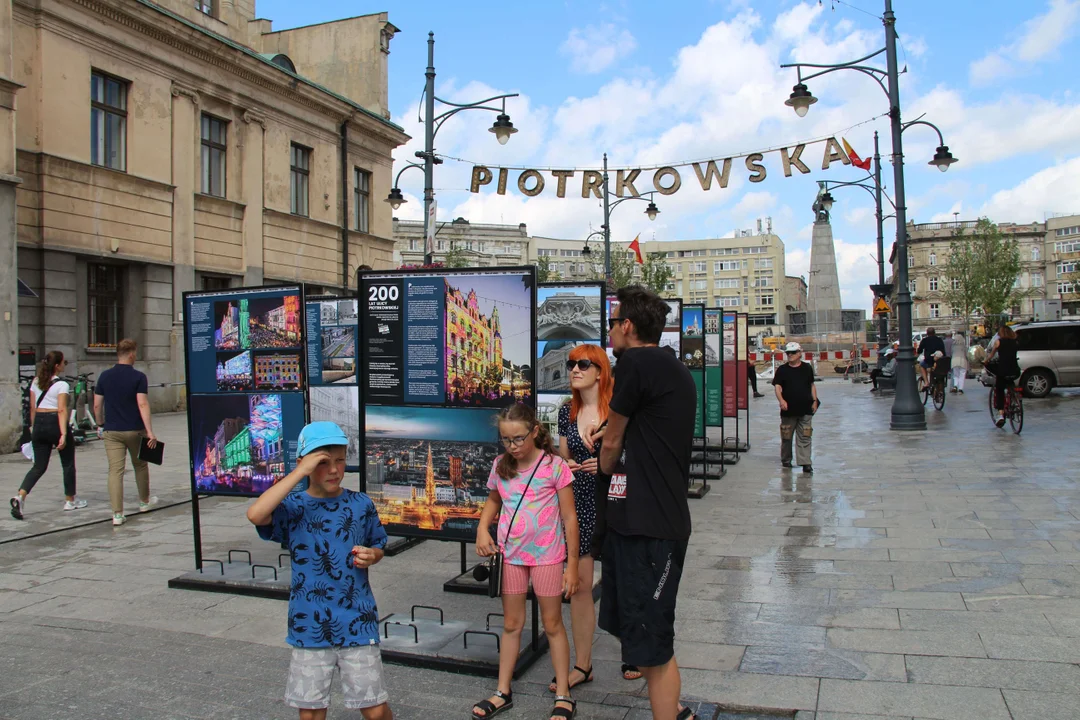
[247,421,391,720]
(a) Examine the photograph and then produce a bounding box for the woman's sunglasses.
[565,359,595,372]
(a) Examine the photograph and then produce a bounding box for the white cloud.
[969,0,1080,85]
[560,24,638,74]
[976,156,1080,221]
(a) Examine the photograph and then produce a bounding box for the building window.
[1032,247,1041,262]
[745,246,766,254]
[90,71,127,171]
[1032,273,1044,287]
[716,296,740,307]
[201,274,232,291]
[1059,282,1076,294]
[714,278,739,289]
[756,294,774,306]
[929,277,938,291]
[437,240,445,251]
[929,252,937,266]
[930,303,940,318]
[715,260,740,272]
[952,278,961,290]
[692,262,706,273]
[195,1,214,15]
[200,114,227,197]
[1059,260,1077,275]
[693,280,707,290]
[1055,226,1079,238]
[1055,240,1080,253]
[755,258,773,269]
[88,264,124,346]
[909,279,917,293]
[290,144,310,216]
[354,168,370,232]
[408,239,418,251]
[908,254,915,268]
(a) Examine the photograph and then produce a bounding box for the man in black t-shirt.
[598,285,695,720]
[772,341,818,473]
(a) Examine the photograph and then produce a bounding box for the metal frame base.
[384,536,425,557]
[687,481,713,499]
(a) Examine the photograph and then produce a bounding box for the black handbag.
[476,454,545,598]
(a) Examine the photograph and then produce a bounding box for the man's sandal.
[621,663,642,680]
[549,665,593,692]
[550,695,576,720]
[472,690,513,719]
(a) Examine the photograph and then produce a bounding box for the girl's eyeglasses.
[565,359,594,371]
[500,435,530,447]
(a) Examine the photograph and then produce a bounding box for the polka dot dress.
[558,403,597,558]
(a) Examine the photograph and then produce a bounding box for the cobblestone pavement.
[0,381,1078,719]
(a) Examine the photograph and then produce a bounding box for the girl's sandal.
[621,663,643,680]
[550,695,576,720]
[472,690,513,719]
[677,707,697,720]
[548,665,594,693]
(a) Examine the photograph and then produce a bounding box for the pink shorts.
[502,562,564,597]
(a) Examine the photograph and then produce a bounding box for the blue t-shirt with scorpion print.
[257,489,388,648]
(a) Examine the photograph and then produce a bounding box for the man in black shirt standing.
[772,341,818,474]
[598,285,695,720]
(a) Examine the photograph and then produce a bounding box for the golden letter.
[821,137,851,170]
[518,169,545,197]
[745,154,767,183]
[471,166,492,193]
[497,167,509,195]
[616,169,641,197]
[780,145,811,177]
[692,159,732,191]
[551,170,575,198]
[582,170,604,199]
[653,167,682,195]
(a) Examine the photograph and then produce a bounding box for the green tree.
[584,242,636,291]
[640,251,675,296]
[536,255,560,283]
[942,230,982,333]
[443,243,469,269]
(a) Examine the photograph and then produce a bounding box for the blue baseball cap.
[297,421,349,457]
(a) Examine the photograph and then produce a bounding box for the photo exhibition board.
[536,282,605,394]
[704,309,723,427]
[183,286,308,497]
[305,296,361,470]
[604,295,682,371]
[358,267,537,541]
[681,304,706,438]
[737,313,749,411]
[722,312,738,418]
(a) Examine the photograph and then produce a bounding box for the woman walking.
[950,330,969,394]
[10,351,86,519]
[551,344,642,689]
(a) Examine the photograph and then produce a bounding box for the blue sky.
[258,1,1079,312]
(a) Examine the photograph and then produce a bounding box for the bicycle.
[987,371,1023,434]
[922,360,949,411]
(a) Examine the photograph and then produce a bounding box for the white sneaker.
[63,498,88,511]
[112,513,126,526]
[139,496,158,513]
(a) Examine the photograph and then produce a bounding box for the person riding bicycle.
[985,324,1020,428]
[917,327,946,388]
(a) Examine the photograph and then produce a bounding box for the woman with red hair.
[549,343,641,690]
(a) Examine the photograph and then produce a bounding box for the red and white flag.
[628,234,644,264]
[842,138,872,171]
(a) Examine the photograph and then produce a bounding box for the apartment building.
[10,0,407,417]
[530,235,640,282]
[394,217,531,267]
[896,214,1080,326]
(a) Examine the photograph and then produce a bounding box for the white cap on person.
[784,341,802,353]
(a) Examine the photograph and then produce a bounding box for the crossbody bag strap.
[499,453,546,551]
[33,378,56,410]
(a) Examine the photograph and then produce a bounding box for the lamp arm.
[608,191,656,213]
[393,162,424,187]
[823,179,898,212]
[782,50,890,99]
[431,93,520,140]
[900,118,946,146]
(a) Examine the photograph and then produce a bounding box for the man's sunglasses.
[566,359,595,371]
[607,317,625,329]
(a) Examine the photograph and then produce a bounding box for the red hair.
[568,344,613,425]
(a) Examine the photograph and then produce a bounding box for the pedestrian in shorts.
[247,422,391,720]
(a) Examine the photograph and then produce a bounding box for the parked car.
[1005,321,1080,397]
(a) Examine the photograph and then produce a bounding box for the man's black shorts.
[598,531,688,668]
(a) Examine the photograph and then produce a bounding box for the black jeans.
[748,367,759,394]
[20,412,76,497]
[994,374,1015,411]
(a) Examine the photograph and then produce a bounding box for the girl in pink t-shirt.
[472,404,580,720]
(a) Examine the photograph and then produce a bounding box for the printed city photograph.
[445,272,533,407]
[536,285,602,341]
[683,306,703,337]
[215,350,252,392]
[253,350,303,391]
[321,325,357,383]
[364,405,500,537]
[664,299,682,332]
[213,294,302,351]
[191,394,288,495]
[536,340,601,392]
[537,392,571,445]
[310,385,360,467]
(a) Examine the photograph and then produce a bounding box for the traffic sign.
[873,297,891,314]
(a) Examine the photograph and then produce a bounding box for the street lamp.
[385,32,520,265]
[597,153,660,283]
[781,0,960,431]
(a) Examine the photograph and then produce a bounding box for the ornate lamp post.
[594,153,660,284]
[385,33,520,265]
[781,0,959,431]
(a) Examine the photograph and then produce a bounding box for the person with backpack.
[10,351,86,519]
